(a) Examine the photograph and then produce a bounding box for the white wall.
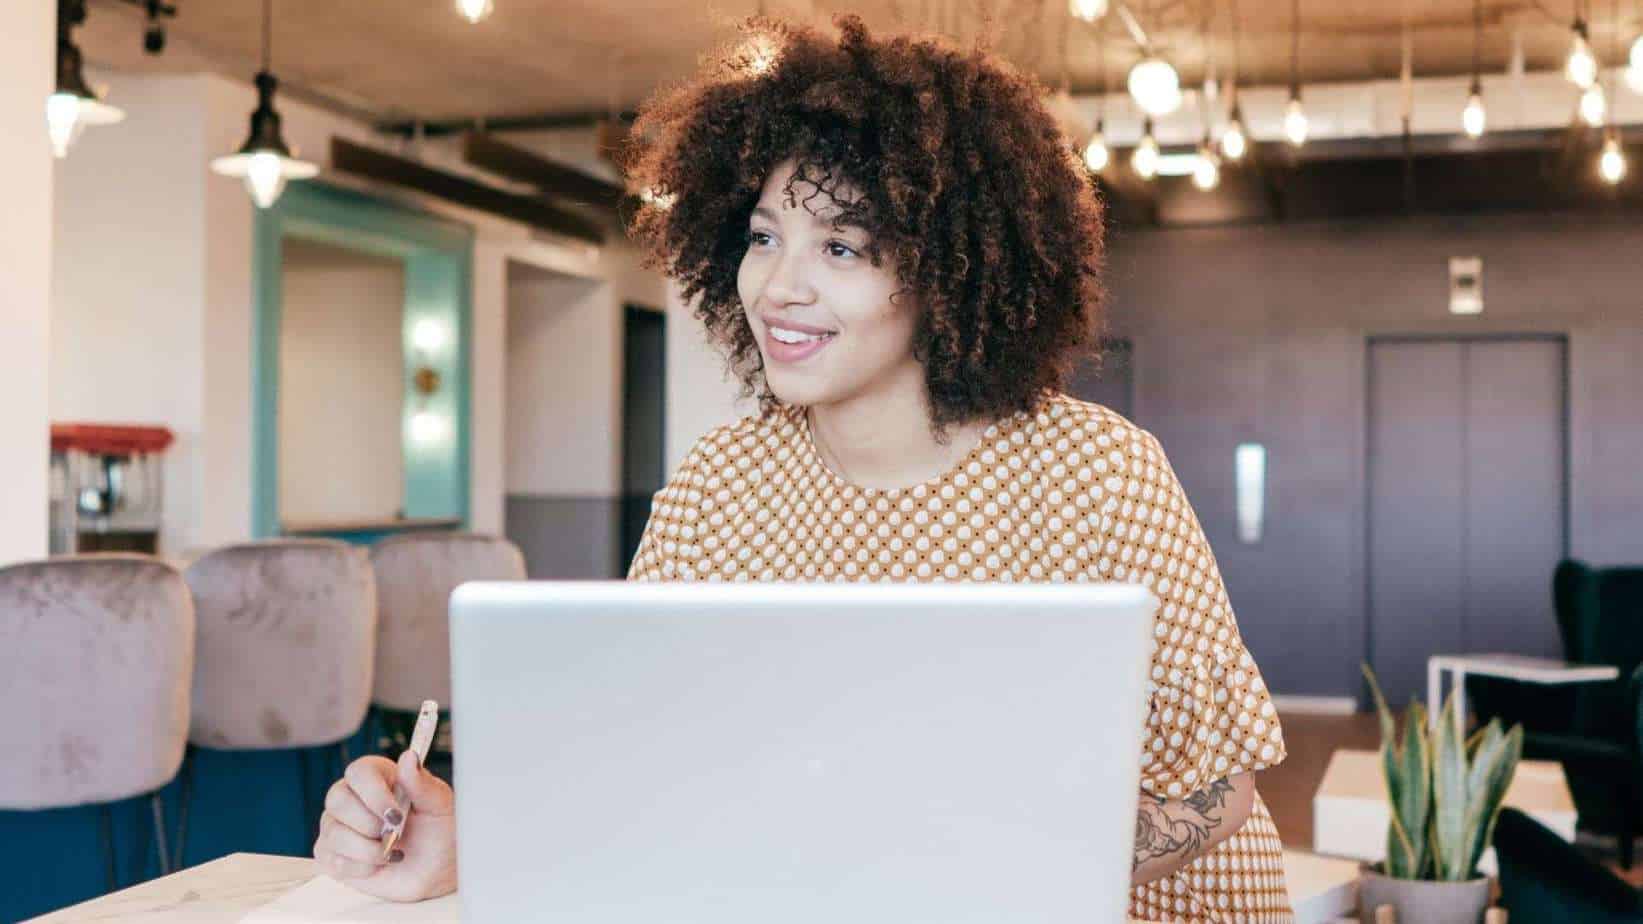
[664,281,753,474]
[50,67,666,550]
[505,268,621,496]
[277,240,405,526]
[50,75,208,555]
[0,0,54,565]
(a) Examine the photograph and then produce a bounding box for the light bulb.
[1132,130,1160,180]
[1462,90,1486,138]
[244,152,289,209]
[44,91,123,159]
[1283,95,1309,147]
[1128,57,1182,117]
[1192,147,1220,191]
[45,93,83,159]
[1220,118,1247,161]
[456,0,493,23]
[1600,135,1626,184]
[1083,130,1110,172]
[1580,84,1606,127]
[1068,0,1108,23]
[412,320,447,353]
[1567,25,1598,87]
[410,411,448,445]
[1632,34,1643,70]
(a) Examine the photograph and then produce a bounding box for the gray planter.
[1358,867,1492,924]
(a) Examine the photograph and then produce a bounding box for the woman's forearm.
[1130,774,1256,885]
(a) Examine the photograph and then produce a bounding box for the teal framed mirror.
[251,182,472,540]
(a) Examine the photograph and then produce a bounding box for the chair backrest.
[369,532,525,710]
[1576,567,1643,740]
[184,539,376,749]
[1552,559,1592,660]
[1493,807,1641,921]
[0,555,193,810]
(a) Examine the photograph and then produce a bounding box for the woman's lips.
[763,325,836,363]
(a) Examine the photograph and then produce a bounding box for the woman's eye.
[747,229,774,248]
[826,241,860,259]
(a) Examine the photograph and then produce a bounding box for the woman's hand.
[313,752,458,902]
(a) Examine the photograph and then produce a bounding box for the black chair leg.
[172,746,194,871]
[149,792,171,877]
[99,803,117,893]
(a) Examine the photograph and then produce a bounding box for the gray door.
[1367,337,1566,705]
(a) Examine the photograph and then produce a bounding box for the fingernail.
[388,849,405,864]
[384,808,404,827]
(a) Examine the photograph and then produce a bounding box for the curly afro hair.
[623,14,1108,433]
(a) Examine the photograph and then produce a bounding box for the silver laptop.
[449,581,1156,923]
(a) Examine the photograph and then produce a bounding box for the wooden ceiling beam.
[330,138,606,244]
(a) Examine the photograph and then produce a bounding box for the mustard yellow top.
[629,392,1293,923]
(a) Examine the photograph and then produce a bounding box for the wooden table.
[29,850,1360,923]
[26,854,316,922]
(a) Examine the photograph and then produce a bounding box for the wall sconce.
[1235,443,1266,544]
[408,319,446,445]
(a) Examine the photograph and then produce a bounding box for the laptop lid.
[450,581,1156,923]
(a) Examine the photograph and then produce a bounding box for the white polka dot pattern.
[628,393,1293,923]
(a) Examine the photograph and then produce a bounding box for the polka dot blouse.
[628,392,1293,923]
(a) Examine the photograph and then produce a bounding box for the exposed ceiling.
[79,0,1641,129]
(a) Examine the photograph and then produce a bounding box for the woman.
[315,16,1291,922]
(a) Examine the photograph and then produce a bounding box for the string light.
[1132,119,1160,179]
[455,0,493,24]
[1069,0,1108,23]
[1221,0,1248,162]
[1463,87,1487,137]
[1084,124,1111,171]
[1284,0,1308,148]
[1599,131,1626,183]
[1580,83,1606,125]
[1193,138,1221,190]
[1128,56,1182,116]
[1567,16,1598,87]
[1462,0,1486,138]
[1283,95,1308,146]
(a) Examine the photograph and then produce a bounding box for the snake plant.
[1362,664,1524,881]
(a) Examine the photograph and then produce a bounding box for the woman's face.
[737,159,920,410]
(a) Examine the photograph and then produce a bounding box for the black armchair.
[1470,562,1643,868]
[1493,807,1643,923]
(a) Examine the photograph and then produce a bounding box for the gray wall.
[506,496,621,579]
[1102,209,1643,698]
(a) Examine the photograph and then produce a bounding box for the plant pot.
[1357,866,1492,924]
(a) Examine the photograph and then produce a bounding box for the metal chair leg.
[149,792,171,876]
[172,746,194,871]
[99,803,117,893]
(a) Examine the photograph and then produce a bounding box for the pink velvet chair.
[0,555,194,884]
[368,532,524,769]
[176,539,376,863]
[370,532,525,710]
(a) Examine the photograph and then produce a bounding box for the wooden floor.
[1261,710,1381,849]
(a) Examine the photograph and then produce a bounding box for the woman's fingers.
[318,814,388,866]
[317,844,382,881]
[324,778,389,840]
[343,756,401,823]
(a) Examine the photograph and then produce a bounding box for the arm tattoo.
[1132,778,1235,872]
